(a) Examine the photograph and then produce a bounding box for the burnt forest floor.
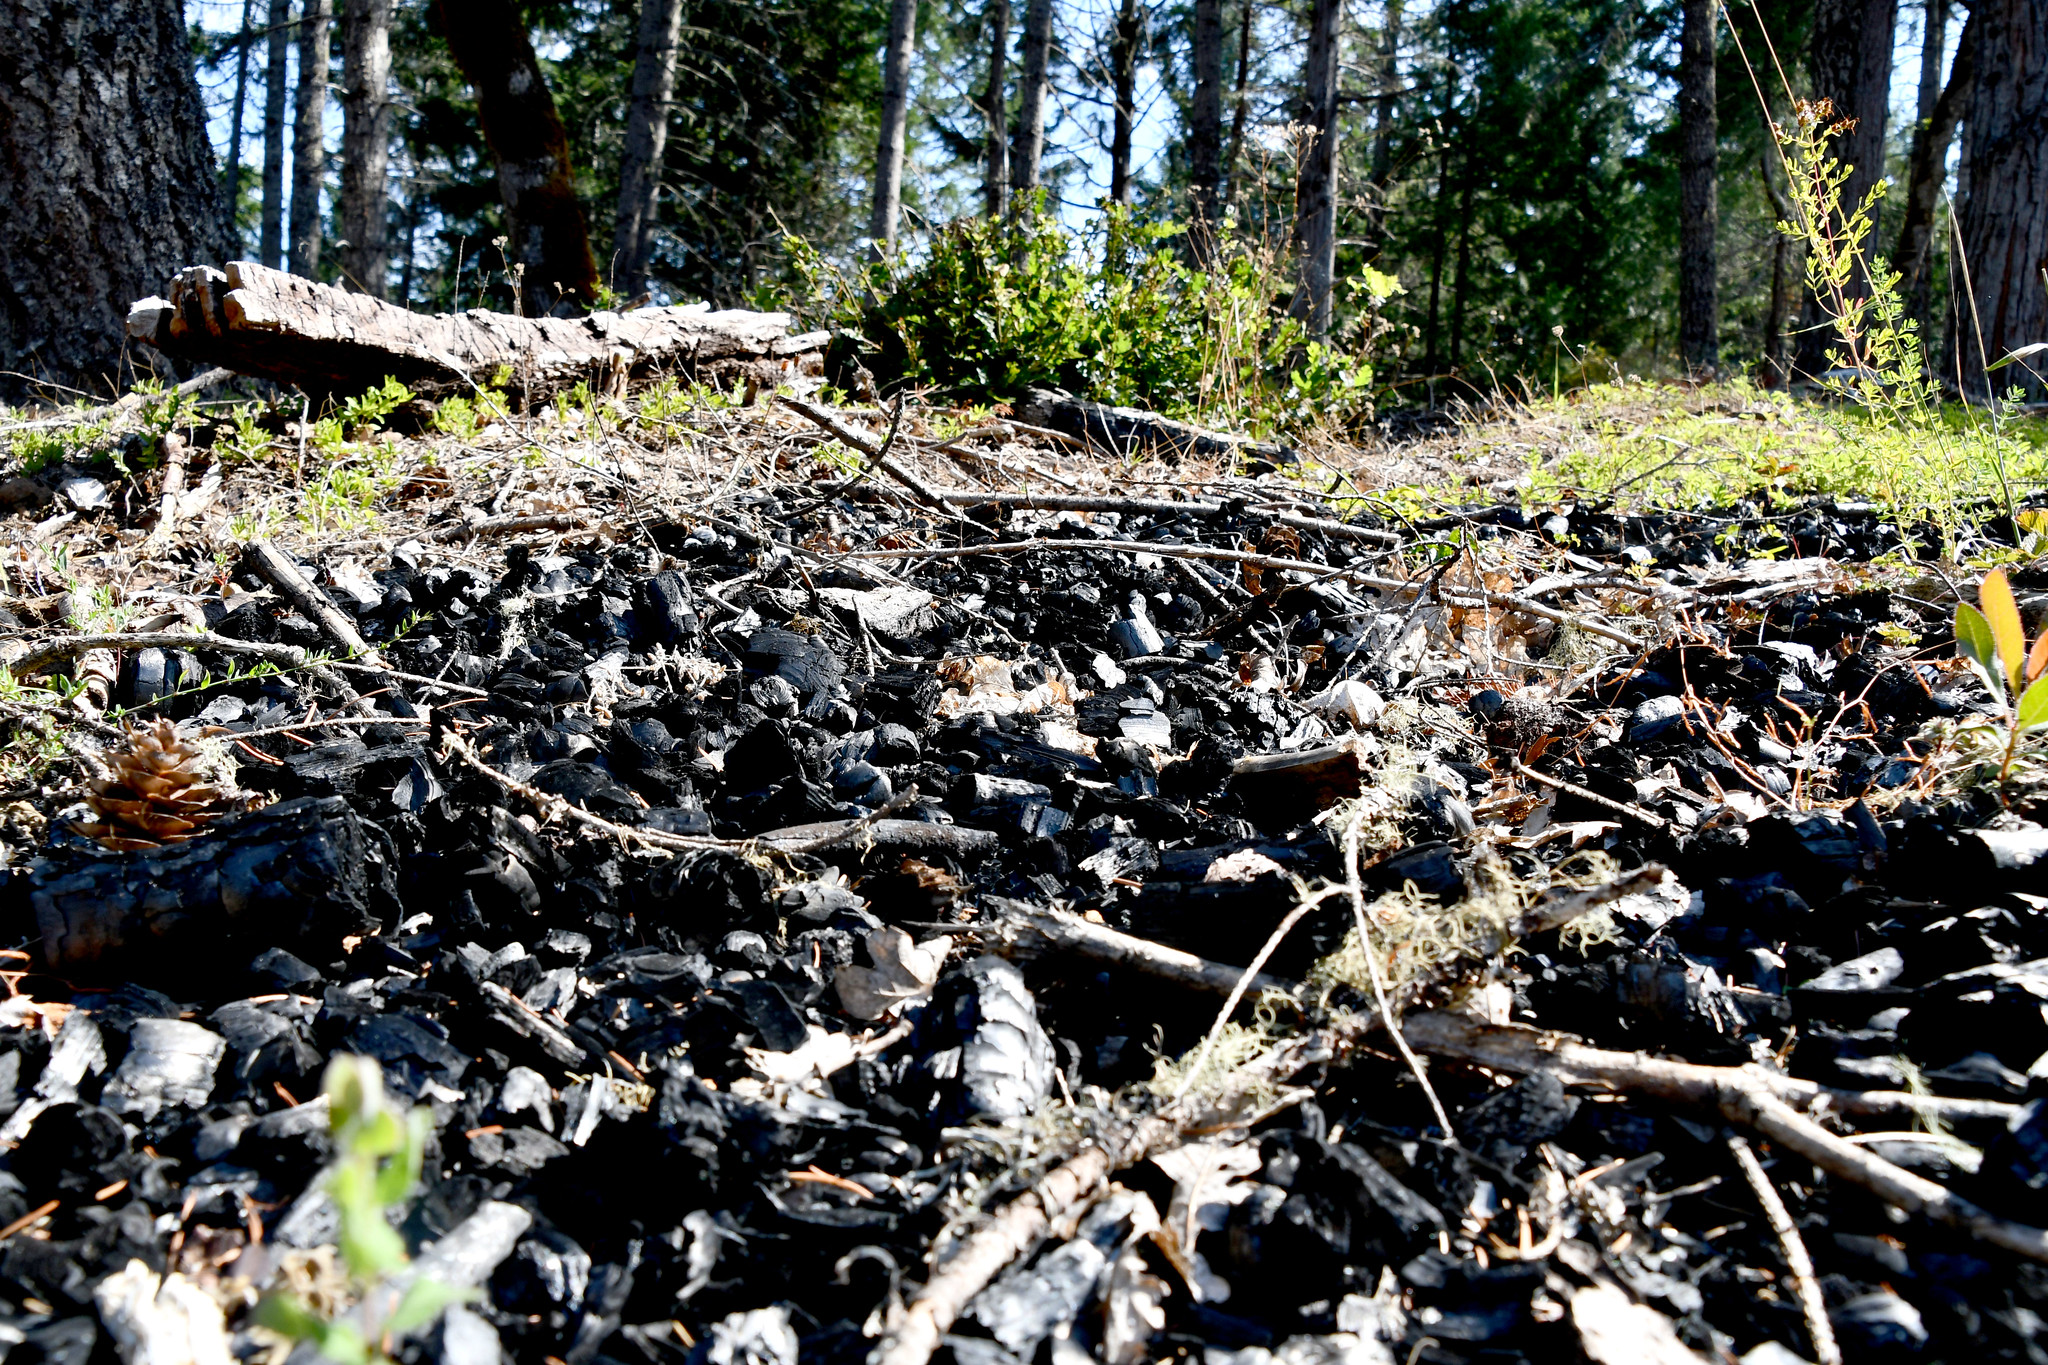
[0,375,2046,1365]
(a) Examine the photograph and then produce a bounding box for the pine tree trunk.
[1290,0,1342,337]
[0,0,234,402]
[1894,11,1973,334]
[1361,0,1402,260]
[1011,0,1054,209]
[870,0,920,250]
[1948,0,2048,400]
[1760,149,1799,388]
[340,0,392,298]
[260,0,293,268]
[226,0,258,226]
[1916,0,1948,122]
[432,0,601,315]
[1794,0,1900,378]
[1188,0,1225,261]
[290,0,332,277]
[1677,0,1719,374]
[1223,0,1255,209]
[982,0,1010,217]
[1109,0,1141,206]
[614,0,685,299]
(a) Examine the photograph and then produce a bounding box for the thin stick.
[982,902,1292,997]
[843,537,1643,647]
[1727,1133,1843,1365]
[1514,760,1670,829]
[924,490,1401,546]
[1171,896,1321,1103]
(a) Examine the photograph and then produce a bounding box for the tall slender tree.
[260,0,292,268]
[0,0,233,398]
[1011,0,1054,208]
[225,0,258,229]
[1361,0,1402,261]
[870,0,919,250]
[1223,0,1255,208]
[1291,0,1342,335]
[1948,0,2047,400]
[1795,0,1900,377]
[983,0,1010,216]
[1188,0,1225,259]
[431,0,601,313]
[290,0,331,277]
[340,0,392,297]
[1894,9,1973,330]
[1676,0,1718,373]
[614,0,685,297]
[1108,0,1143,205]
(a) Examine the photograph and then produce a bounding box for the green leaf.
[2018,673,2048,731]
[1988,342,2048,372]
[1958,603,2007,703]
[253,1293,326,1341]
[387,1278,476,1335]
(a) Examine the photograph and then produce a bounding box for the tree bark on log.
[1016,387,1295,467]
[27,796,375,978]
[126,260,828,402]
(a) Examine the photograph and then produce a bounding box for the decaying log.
[1017,386,1296,467]
[126,261,828,401]
[27,796,375,976]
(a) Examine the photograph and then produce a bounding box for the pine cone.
[73,720,250,852]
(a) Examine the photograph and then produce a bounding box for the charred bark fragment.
[27,796,374,977]
[126,261,827,402]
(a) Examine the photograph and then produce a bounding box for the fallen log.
[26,796,375,976]
[126,262,829,402]
[1016,386,1297,467]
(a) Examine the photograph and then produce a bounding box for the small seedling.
[1953,567,2048,781]
[253,1057,467,1364]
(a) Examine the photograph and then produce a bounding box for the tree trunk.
[226,0,258,222]
[0,0,234,402]
[1948,0,2048,400]
[1917,0,1948,121]
[1894,10,1974,335]
[1188,0,1225,260]
[1794,0,1900,378]
[260,0,292,269]
[1223,0,1255,208]
[1761,149,1799,387]
[1109,0,1142,206]
[1677,0,1718,374]
[614,0,685,299]
[1011,0,1054,210]
[431,0,601,315]
[1361,0,1402,260]
[340,0,392,299]
[1290,0,1342,337]
[290,0,332,278]
[983,0,1010,217]
[870,0,919,250]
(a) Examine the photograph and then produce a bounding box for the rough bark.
[29,796,374,978]
[870,0,920,250]
[1360,0,1402,260]
[1677,0,1719,374]
[1223,0,1255,208]
[1290,0,1342,337]
[613,0,685,299]
[1894,10,1973,335]
[1916,0,1948,122]
[340,0,393,298]
[1011,0,1055,209]
[0,0,235,402]
[1188,0,1225,260]
[290,0,332,278]
[982,0,1010,217]
[1108,0,1142,206]
[1794,0,1901,378]
[260,0,293,268]
[1948,0,2048,400]
[431,0,602,315]
[127,260,828,403]
[1761,150,1799,387]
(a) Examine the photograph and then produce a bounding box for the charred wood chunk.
[26,796,374,977]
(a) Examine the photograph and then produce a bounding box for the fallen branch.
[778,397,973,525]
[1014,387,1297,469]
[128,262,827,401]
[846,537,1644,646]
[980,900,1293,996]
[1727,1132,1842,1365]
[5,631,486,701]
[1514,760,1670,830]
[925,489,1402,547]
[1397,1012,2048,1262]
